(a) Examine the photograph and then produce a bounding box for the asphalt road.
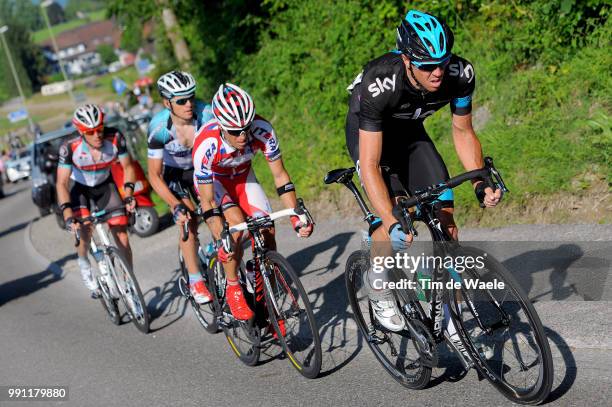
[1,182,611,406]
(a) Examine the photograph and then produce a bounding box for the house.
[40,20,123,76]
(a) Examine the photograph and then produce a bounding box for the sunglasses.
[173,96,195,106]
[225,125,251,137]
[413,56,451,72]
[83,126,104,136]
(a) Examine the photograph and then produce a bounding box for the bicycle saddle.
[324,167,355,184]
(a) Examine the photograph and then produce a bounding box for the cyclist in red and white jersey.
[193,83,313,321]
[56,104,136,295]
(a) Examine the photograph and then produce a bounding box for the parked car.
[6,148,32,183]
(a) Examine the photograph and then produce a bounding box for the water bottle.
[92,249,104,264]
[245,260,256,294]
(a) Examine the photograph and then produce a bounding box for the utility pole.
[0,25,36,133]
[40,0,76,104]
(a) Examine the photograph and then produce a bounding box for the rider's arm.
[197,182,224,240]
[147,158,182,209]
[359,129,396,233]
[118,154,135,197]
[56,166,73,220]
[267,158,297,209]
[451,113,483,173]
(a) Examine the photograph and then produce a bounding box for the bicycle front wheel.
[107,247,150,334]
[178,248,218,333]
[345,250,432,389]
[263,251,322,379]
[95,270,120,325]
[448,246,553,404]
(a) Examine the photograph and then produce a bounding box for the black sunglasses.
[413,57,451,72]
[173,96,195,106]
[226,125,251,137]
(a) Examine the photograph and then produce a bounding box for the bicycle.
[203,199,322,379]
[324,157,553,404]
[74,205,150,334]
[177,222,220,334]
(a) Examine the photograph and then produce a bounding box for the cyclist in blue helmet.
[345,10,502,332]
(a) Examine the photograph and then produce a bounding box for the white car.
[6,149,32,183]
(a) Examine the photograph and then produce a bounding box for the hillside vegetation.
[122,0,612,224]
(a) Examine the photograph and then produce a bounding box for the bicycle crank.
[405,319,438,367]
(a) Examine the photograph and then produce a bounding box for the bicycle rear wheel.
[448,246,553,404]
[178,248,218,333]
[107,247,150,334]
[345,250,432,389]
[262,251,322,379]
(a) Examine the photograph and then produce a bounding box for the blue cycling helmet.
[396,10,454,66]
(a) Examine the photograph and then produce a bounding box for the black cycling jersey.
[347,52,475,132]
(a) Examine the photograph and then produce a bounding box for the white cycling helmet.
[212,83,255,131]
[72,104,104,132]
[157,70,196,99]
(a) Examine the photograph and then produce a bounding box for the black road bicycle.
[199,199,322,379]
[324,158,553,404]
[74,206,150,333]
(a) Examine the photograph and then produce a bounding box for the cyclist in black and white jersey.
[57,104,136,295]
[345,10,501,331]
[147,71,214,304]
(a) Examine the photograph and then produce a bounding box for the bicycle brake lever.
[296,198,315,226]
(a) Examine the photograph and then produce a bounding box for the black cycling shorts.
[345,112,453,207]
[70,177,127,225]
[163,166,197,202]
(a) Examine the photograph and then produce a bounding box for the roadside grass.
[32,10,107,43]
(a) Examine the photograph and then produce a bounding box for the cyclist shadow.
[285,231,365,376]
[0,252,72,307]
[498,243,606,301]
[142,267,189,332]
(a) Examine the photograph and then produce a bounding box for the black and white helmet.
[212,83,255,131]
[72,104,104,132]
[157,70,196,99]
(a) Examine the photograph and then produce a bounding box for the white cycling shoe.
[78,258,99,293]
[370,298,406,332]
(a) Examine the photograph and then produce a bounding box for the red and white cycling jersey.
[58,127,128,187]
[192,115,281,185]
[192,115,281,217]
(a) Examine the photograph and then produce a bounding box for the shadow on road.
[502,243,610,301]
[287,231,364,376]
[0,220,29,239]
[0,252,74,307]
[143,267,188,332]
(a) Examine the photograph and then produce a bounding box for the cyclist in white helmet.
[147,70,214,304]
[57,104,137,296]
[192,83,313,322]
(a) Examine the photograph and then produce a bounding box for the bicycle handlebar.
[219,198,314,254]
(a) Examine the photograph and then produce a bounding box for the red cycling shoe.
[226,284,254,320]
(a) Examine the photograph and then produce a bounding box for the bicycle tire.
[107,247,150,334]
[178,248,218,333]
[262,251,322,379]
[345,250,432,389]
[447,246,553,405]
[96,273,120,325]
[218,257,260,366]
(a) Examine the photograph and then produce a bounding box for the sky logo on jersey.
[448,61,474,83]
[368,74,396,97]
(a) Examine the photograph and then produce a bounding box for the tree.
[97,44,116,65]
[45,2,66,26]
